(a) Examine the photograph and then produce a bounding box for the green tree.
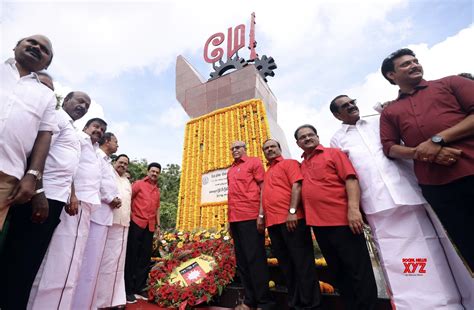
[128,158,148,181]
[158,164,180,229]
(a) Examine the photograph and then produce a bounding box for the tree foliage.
[127,159,180,229]
[128,158,148,181]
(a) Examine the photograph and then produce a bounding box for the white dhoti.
[71,221,108,309]
[93,224,129,308]
[366,204,462,310]
[425,205,474,309]
[28,202,94,310]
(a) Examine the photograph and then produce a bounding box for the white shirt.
[330,116,426,214]
[91,148,119,226]
[74,131,101,205]
[0,58,58,180]
[112,169,132,227]
[43,109,81,203]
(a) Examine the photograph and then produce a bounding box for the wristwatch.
[288,207,297,215]
[26,169,42,180]
[431,135,446,146]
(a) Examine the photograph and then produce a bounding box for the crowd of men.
[0,34,162,309]
[0,33,472,310]
[227,48,473,310]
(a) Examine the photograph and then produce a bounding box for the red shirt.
[300,145,357,226]
[380,76,474,185]
[131,176,160,232]
[227,155,265,222]
[262,156,304,227]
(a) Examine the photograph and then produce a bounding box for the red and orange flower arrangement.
[148,237,236,309]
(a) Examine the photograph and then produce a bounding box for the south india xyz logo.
[402,258,427,276]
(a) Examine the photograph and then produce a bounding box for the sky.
[2,0,473,166]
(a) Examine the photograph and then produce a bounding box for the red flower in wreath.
[148,238,236,308]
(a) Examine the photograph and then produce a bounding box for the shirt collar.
[396,79,429,99]
[97,148,111,162]
[267,155,284,167]
[143,176,157,186]
[59,109,77,129]
[339,118,366,133]
[5,58,40,82]
[232,154,248,166]
[79,130,91,141]
[301,144,325,160]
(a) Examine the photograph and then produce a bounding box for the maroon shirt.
[380,76,474,185]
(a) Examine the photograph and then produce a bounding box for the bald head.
[14,35,53,76]
[62,91,91,121]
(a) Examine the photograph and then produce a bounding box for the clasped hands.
[414,140,461,166]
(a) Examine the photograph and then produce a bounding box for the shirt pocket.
[10,90,43,126]
[307,160,327,181]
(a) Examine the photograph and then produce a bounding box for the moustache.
[26,46,41,60]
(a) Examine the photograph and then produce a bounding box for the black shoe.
[126,294,137,304]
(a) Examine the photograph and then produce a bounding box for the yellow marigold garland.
[177,99,271,230]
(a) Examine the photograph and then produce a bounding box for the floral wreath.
[148,238,236,309]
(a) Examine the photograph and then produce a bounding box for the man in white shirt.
[94,153,132,308]
[1,91,91,309]
[330,95,461,309]
[29,118,107,310]
[0,35,56,244]
[72,132,121,309]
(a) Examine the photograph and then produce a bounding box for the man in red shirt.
[124,162,161,304]
[380,48,474,304]
[295,124,377,310]
[261,139,321,309]
[227,141,274,310]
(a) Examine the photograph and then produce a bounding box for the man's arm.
[286,181,301,232]
[345,176,364,235]
[65,182,79,216]
[256,181,265,234]
[381,110,463,164]
[434,114,474,145]
[7,131,52,205]
[387,144,416,159]
[100,161,121,209]
[30,178,48,223]
[155,201,161,238]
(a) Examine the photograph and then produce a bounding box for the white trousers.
[71,221,109,309]
[28,202,93,310]
[366,204,462,310]
[93,224,129,308]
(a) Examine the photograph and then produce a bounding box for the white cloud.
[2,1,472,164]
[1,0,408,84]
[158,106,189,129]
[279,24,474,158]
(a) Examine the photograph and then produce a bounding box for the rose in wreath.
[148,238,236,309]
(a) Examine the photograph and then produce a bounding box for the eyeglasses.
[230,145,244,151]
[339,99,357,110]
[297,132,317,141]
